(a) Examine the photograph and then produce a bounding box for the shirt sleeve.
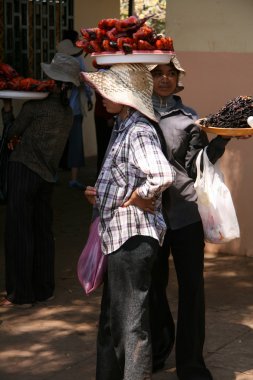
[6,102,33,138]
[2,108,15,132]
[206,135,230,164]
[184,123,209,178]
[185,125,230,179]
[129,124,176,199]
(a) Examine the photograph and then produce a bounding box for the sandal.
[0,298,13,307]
[0,297,33,309]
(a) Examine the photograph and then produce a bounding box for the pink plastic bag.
[77,217,107,294]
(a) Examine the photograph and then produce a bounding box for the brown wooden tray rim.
[195,119,253,136]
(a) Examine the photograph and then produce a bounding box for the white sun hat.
[41,53,81,87]
[148,54,186,93]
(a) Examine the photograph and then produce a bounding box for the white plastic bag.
[194,148,240,243]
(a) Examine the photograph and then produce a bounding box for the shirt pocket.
[110,163,127,188]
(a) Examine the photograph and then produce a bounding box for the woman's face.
[102,98,123,114]
[151,64,179,97]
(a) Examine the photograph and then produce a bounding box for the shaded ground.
[0,157,253,380]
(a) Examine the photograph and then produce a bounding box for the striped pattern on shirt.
[95,110,175,254]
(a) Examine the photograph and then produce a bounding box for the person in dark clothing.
[57,37,93,190]
[149,55,231,380]
[0,53,80,308]
[58,29,80,171]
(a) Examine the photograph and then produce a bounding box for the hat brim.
[57,43,83,56]
[41,62,80,86]
[80,69,158,122]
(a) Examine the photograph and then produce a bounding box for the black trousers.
[96,235,158,380]
[150,221,207,376]
[4,162,55,304]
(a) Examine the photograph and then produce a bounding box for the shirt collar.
[115,109,143,132]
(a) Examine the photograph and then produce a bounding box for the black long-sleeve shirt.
[154,94,229,230]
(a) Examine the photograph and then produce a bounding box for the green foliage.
[120,0,166,35]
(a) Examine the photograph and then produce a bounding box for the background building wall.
[74,0,253,256]
[166,0,253,256]
[166,0,253,53]
[1,1,252,256]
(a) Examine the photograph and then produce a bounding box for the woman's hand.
[122,189,155,213]
[8,135,21,150]
[84,186,97,205]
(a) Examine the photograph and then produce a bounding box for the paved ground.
[0,157,253,380]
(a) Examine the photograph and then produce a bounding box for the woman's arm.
[185,124,230,179]
[3,100,34,139]
[130,125,176,198]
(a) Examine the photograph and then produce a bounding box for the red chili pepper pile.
[76,15,174,54]
[0,63,55,92]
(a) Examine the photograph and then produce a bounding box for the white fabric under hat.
[41,53,81,86]
[148,54,185,93]
[80,63,157,122]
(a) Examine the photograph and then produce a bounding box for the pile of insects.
[200,95,253,129]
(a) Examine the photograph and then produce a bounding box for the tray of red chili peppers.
[76,15,175,65]
[0,63,54,99]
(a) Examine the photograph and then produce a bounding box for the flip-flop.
[0,298,13,307]
[0,297,33,309]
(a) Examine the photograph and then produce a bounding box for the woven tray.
[195,119,253,136]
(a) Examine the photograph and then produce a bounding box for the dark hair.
[62,30,78,43]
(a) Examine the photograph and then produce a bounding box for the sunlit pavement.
[0,157,253,380]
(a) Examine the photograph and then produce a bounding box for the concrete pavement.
[0,157,252,380]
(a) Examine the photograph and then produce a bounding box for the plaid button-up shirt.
[95,110,175,254]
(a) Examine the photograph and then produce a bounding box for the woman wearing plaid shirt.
[82,63,175,380]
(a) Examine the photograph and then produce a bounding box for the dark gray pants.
[96,235,159,380]
[5,162,55,304]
